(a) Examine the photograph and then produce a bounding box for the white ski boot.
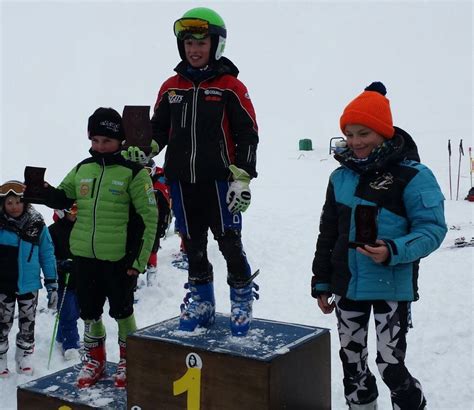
[15,346,34,376]
[146,265,158,287]
[0,353,9,378]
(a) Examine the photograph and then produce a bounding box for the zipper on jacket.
[219,140,230,168]
[27,243,34,262]
[181,103,188,128]
[90,178,97,198]
[91,160,105,258]
[189,82,202,183]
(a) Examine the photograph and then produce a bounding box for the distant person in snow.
[311,82,447,410]
[123,7,259,336]
[36,107,157,389]
[0,180,58,377]
[48,204,81,361]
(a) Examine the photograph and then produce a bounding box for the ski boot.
[230,282,259,336]
[179,282,215,331]
[146,264,158,287]
[64,348,80,361]
[15,345,34,376]
[172,251,189,270]
[76,339,106,388]
[114,343,127,388]
[0,352,9,378]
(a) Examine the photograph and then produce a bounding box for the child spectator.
[48,204,81,360]
[0,180,57,377]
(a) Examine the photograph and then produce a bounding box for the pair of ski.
[452,236,474,248]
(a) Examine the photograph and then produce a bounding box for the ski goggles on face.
[0,181,25,197]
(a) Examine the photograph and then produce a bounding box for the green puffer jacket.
[56,151,157,273]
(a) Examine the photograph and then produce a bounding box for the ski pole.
[448,139,452,200]
[47,272,70,370]
[456,139,464,200]
[469,147,473,188]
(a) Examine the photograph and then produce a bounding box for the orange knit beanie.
[340,82,395,139]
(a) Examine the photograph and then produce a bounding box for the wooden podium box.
[17,362,126,409]
[127,314,331,409]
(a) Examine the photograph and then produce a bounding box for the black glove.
[46,282,59,310]
[57,258,74,273]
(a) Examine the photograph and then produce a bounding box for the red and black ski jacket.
[151,57,259,183]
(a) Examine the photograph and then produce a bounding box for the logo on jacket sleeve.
[145,182,156,205]
[168,91,183,104]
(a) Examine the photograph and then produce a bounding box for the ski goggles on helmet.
[0,181,25,197]
[173,18,226,40]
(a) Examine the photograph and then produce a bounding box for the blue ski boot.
[179,282,215,331]
[230,282,259,336]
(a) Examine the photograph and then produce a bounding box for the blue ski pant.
[170,180,251,288]
[56,287,80,350]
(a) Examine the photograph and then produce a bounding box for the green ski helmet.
[173,7,227,62]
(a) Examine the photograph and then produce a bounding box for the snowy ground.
[1,1,472,409]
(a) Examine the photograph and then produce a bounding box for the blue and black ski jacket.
[312,127,447,301]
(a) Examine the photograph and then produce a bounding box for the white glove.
[227,181,251,214]
[226,165,252,214]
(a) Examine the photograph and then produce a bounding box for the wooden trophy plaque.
[22,166,48,204]
[348,204,379,249]
[122,105,153,154]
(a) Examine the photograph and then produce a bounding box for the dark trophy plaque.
[122,105,152,154]
[348,205,379,249]
[22,166,48,204]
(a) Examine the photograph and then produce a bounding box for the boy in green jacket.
[42,107,157,388]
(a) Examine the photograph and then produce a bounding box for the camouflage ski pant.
[334,296,426,410]
[0,292,38,354]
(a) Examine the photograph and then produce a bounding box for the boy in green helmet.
[124,7,259,336]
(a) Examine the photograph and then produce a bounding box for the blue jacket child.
[311,82,446,410]
[0,181,57,376]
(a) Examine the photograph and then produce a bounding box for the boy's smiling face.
[184,37,211,68]
[90,135,122,154]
